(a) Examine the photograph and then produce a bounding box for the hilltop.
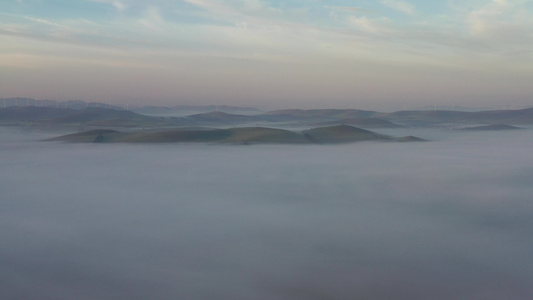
[302,124,389,144]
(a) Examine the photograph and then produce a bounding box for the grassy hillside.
[45,125,423,145]
[302,124,389,143]
[45,127,308,144]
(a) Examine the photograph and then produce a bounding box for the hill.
[5,106,533,129]
[0,107,174,127]
[302,124,389,144]
[46,127,308,144]
[459,108,533,125]
[460,124,523,131]
[376,110,470,126]
[0,107,77,124]
[184,111,257,126]
[133,105,261,116]
[377,108,533,126]
[262,109,376,121]
[312,118,402,129]
[45,125,423,145]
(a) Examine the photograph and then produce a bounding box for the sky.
[1,0,533,110]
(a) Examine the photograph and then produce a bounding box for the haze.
[2,127,533,299]
[2,0,533,110]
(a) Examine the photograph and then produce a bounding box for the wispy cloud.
[465,0,533,50]
[89,0,127,12]
[24,16,63,28]
[327,6,377,14]
[381,0,416,15]
[139,7,164,31]
[347,16,393,35]
[1,1,533,72]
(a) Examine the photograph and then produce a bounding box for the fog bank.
[1,127,533,299]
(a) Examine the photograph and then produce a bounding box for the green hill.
[45,125,424,145]
[302,124,389,144]
[45,127,308,144]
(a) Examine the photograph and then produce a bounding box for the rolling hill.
[460,124,523,131]
[45,125,424,145]
[302,124,389,143]
[0,107,174,127]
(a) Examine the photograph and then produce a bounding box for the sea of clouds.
[1,127,533,299]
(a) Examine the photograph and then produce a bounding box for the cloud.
[24,16,62,27]
[2,0,533,84]
[89,0,127,11]
[347,16,393,35]
[327,6,377,14]
[465,0,533,49]
[381,0,416,15]
[139,7,164,31]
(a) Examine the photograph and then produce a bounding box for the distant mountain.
[458,108,533,125]
[184,111,257,125]
[41,108,169,127]
[0,98,124,110]
[0,107,77,124]
[0,107,173,127]
[312,117,403,129]
[174,105,261,113]
[262,109,376,120]
[376,110,471,126]
[376,108,533,126]
[460,124,523,131]
[4,106,532,129]
[46,124,424,145]
[133,105,262,116]
[394,136,427,142]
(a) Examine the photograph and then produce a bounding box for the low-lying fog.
[2,127,533,300]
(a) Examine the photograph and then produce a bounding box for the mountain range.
[3,106,532,128]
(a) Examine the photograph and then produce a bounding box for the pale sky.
[1,0,533,110]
